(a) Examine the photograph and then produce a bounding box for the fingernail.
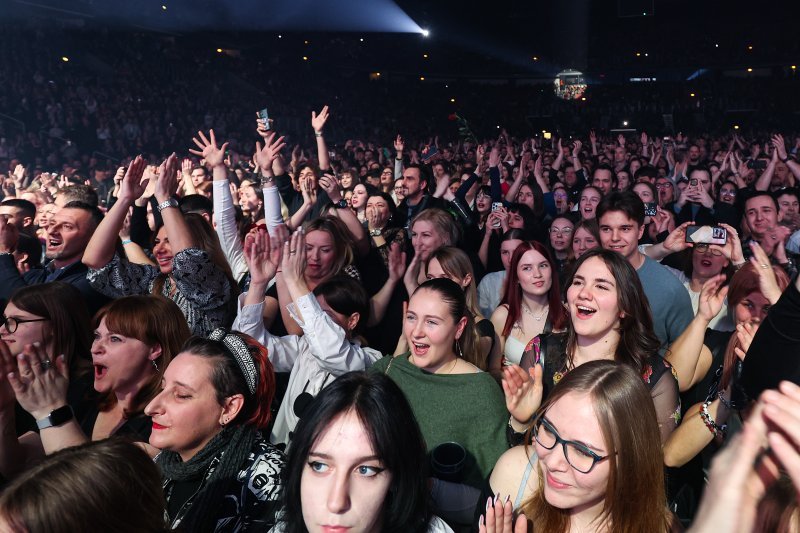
[486,497,492,511]
[494,493,500,505]
[479,515,485,527]
[505,495,510,505]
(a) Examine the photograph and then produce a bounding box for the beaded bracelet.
[700,400,727,438]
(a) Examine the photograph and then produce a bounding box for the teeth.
[577,306,595,313]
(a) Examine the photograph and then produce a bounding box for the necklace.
[522,303,549,321]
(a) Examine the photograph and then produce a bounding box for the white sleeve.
[212,180,248,281]
[232,293,302,373]
[262,185,285,232]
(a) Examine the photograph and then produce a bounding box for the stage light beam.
[421,29,430,37]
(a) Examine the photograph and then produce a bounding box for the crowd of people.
[2,21,800,529]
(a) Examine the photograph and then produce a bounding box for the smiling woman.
[484,361,672,532]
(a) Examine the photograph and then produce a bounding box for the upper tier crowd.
[2,72,800,532]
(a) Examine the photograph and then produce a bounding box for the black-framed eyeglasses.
[694,243,724,257]
[1,315,49,334]
[533,417,611,474]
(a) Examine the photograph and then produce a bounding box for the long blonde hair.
[521,360,671,533]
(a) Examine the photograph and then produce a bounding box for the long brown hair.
[521,360,670,532]
[302,216,356,280]
[94,296,191,415]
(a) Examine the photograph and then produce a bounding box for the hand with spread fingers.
[478,495,527,533]
[6,343,69,421]
[502,364,544,427]
[281,229,308,293]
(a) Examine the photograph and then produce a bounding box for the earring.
[221,418,228,426]
[456,341,464,359]
[151,360,159,372]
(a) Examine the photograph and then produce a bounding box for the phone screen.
[685,225,727,245]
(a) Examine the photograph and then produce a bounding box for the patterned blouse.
[87,248,234,336]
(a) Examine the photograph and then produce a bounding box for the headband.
[208,328,258,395]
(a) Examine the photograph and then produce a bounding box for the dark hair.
[518,181,546,217]
[15,233,42,269]
[500,241,567,336]
[279,372,433,533]
[634,165,658,181]
[596,191,645,227]
[367,191,400,228]
[502,228,531,243]
[774,187,800,205]
[0,439,168,533]
[743,190,778,211]
[179,194,213,217]
[1,198,36,221]
[56,184,99,207]
[506,203,538,232]
[564,249,660,372]
[10,282,92,380]
[313,275,370,336]
[179,332,275,428]
[62,200,104,228]
[405,164,430,191]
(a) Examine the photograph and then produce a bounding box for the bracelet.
[314,132,323,138]
[700,400,727,438]
[121,239,133,246]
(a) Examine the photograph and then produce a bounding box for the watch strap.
[156,198,179,212]
[36,405,74,430]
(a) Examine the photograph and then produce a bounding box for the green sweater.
[371,354,509,488]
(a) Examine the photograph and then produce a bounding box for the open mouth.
[94,364,108,380]
[47,237,62,248]
[575,305,597,318]
[411,342,430,356]
[156,256,173,267]
[700,259,713,268]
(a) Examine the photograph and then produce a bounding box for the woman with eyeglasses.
[644,221,746,331]
[479,360,673,532]
[547,215,576,285]
[717,181,738,206]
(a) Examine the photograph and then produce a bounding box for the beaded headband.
[208,328,258,395]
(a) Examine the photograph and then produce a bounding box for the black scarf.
[158,425,257,531]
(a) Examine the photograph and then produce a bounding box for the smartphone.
[543,132,552,140]
[747,160,767,171]
[491,202,503,227]
[421,145,439,162]
[685,225,727,245]
[689,178,698,186]
[256,107,271,130]
[643,202,657,217]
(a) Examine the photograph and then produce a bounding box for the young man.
[597,191,693,351]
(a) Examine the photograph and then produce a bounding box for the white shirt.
[232,292,382,446]
[477,270,506,318]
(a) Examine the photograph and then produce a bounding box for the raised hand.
[243,229,281,285]
[318,173,340,201]
[281,229,308,289]
[7,343,69,420]
[502,364,544,425]
[733,322,759,360]
[488,146,501,168]
[697,274,729,323]
[748,241,783,304]
[154,153,179,203]
[772,134,788,162]
[189,129,228,169]
[117,155,148,204]
[572,139,583,157]
[311,105,330,133]
[254,132,286,174]
[718,224,744,265]
[393,134,404,154]
[0,214,20,254]
[662,221,693,253]
[387,241,407,283]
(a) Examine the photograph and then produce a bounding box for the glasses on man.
[549,227,573,236]
[694,244,724,257]
[533,417,610,473]
[1,315,48,334]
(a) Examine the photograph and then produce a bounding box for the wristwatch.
[156,198,179,212]
[333,199,348,209]
[36,405,74,430]
[369,228,384,236]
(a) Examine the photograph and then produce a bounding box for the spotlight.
[303,56,309,61]
[360,38,364,42]
[216,48,223,53]
[61,56,69,62]
[450,98,455,103]
[419,76,425,81]
[421,29,430,37]
[623,120,629,126]
[734,125,740,130]
[690,93,695,97]
[161,5,167,10]
[581,97,586,101]
[747,67,753,72]
[792,65,797,70]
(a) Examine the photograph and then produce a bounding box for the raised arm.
[153,154,196,254]
[312,105,331,171]
[318,173,370,256]
[83,156,147,269]
[665,275,728,391]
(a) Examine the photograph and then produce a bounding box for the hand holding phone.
[685,225,727,245]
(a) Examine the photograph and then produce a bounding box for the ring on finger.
[40,360,52,371]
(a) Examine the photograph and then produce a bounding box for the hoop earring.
[151,360,159,372]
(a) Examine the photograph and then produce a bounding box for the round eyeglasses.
[1,315,49,334]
